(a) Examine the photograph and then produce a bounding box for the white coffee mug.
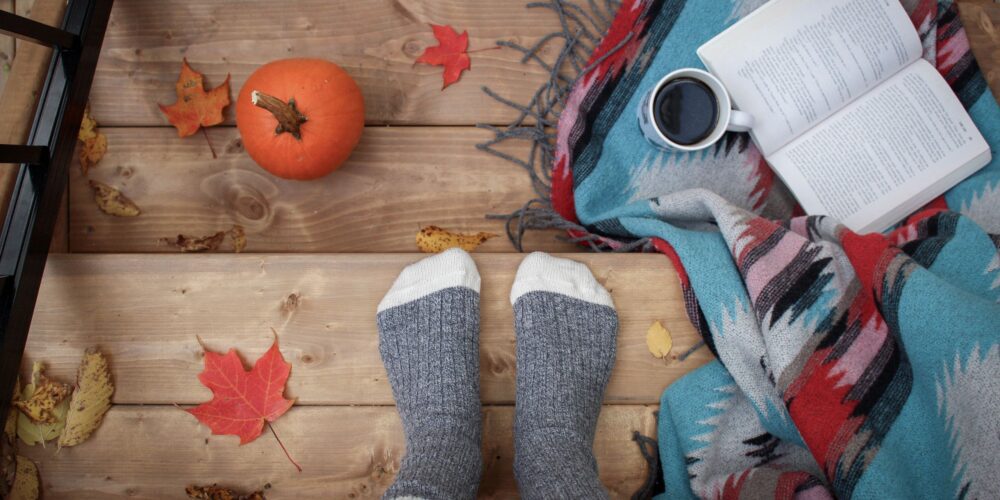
[637,68,754,152]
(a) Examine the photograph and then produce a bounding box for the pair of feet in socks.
[376,249,619,500]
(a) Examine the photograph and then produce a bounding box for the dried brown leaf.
[13,363,70,424]
[89,180,140,217]
[16,383,69,446]
[165,232,226,253]
[186,483,268,500]
[415,225,496,253]
[78,106,107,176]
[8,456,38,500]
[229,225,247,253]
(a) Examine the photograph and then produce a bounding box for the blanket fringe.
[478,0,637,252]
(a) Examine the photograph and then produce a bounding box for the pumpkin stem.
[251,91,308,140]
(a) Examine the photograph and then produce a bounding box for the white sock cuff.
[510,252,614,308]
[377,248,481,313]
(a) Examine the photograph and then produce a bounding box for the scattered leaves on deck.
[159,58,231,137]
[8,455,39,500]
[416,24,472,89]
[89,180,141,217]
[59,349,114,448]
[646,321,673,359]
[13,363,70,425]
[186,483,269,500]
[416,225,496,253]
[186,336,300,470]
[78,105,107,176]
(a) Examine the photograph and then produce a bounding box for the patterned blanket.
[483,0,1000,497]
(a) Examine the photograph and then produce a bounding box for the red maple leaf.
[158,59,231,137]
[187,337,300,470]
[416,24,472,89]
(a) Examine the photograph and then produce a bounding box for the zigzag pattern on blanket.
[535,0,1000,498]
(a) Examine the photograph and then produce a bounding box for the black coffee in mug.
[652,77,719,146]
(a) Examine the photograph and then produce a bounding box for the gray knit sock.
[377,249,483,500]
[510,253,618,500]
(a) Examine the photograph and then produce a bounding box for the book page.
[698,0,922,155]
[769,60,990,233]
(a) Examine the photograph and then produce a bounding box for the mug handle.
[727,110,754,133]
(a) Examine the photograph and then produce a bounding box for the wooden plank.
[0,0,13,97]
[22,405,657,499]
[91,0,583,126]
[23,253,712,405]
[0,0,65,224]
[13,0,37,53]
[958,0,1000,101]
[70,127,575,253]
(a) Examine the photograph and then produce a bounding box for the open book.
[698,0,990,233]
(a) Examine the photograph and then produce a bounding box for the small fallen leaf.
[186,483,269,500]
[165,231,226,253]
[89,180,141,217]
[8,456,38,500]
[646,321,673,359]
[58,348,114,448]
[13,363,70,424]
[416,225,496,253]
[416,24,472,89]
[229,225,247,253]
[78,105,107,176]
[17,383,69,446]
[187,337,299,470]
[159,59,231,137]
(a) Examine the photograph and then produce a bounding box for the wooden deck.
[2,0,997,498]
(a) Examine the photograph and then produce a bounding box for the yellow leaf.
[646,321,673,359]
[8,456,39,500]
[89,180,141,217]
[13,363,70,424]
[58,348,114,448]
[16,383,69,446]
[416,225,497,253]
[78,106,107,176]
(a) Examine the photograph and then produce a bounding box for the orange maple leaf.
[187,337,300,470]
[158,59,231,137]
[416,24,472,90]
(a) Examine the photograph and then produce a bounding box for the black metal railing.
[0,0,113,420]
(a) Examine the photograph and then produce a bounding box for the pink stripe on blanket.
[829,315,888,388]
[745,232,806,302]
[937,33,969,75]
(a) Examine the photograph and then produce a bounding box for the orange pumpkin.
[236,58,364,180]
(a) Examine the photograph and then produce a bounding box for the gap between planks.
[23,253,714,406]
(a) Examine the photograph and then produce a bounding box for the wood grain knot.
[225,137,244,154]
[402,40,424,58]
[281,293,300,316]
[483,350,514,377]
[201,170,277,230]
